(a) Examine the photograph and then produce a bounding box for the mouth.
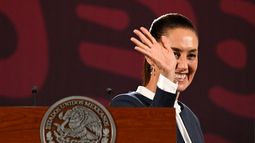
[175,73,187,82]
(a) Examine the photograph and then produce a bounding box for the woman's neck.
[145,74,159,93]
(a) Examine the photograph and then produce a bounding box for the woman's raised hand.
[130,27,177,82]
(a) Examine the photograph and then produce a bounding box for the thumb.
[161,36,171,49]
[145,56,153,65]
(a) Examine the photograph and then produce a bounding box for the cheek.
[188,62,198,81]
[189,61,198,73]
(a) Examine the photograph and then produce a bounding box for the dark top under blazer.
[110,87,204,143]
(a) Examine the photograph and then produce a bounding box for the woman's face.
[166,28,199,92]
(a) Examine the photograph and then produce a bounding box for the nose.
[176,56,188,71]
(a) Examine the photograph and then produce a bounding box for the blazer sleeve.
[151,87,177,107]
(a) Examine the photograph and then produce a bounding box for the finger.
[134,45,160,67]
[136,48,158,68]
[131,37,155,59]
[134,46,152,58]
[140,27,157,44]
[144,56,156,66]
[130,37,150,51]
[133,29,153,47]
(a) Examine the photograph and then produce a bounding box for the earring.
[150,66,155,75]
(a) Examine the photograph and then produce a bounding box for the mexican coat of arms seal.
[40,96,116,143]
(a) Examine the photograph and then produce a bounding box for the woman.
[110,13,204,143]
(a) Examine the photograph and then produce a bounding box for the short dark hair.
[143,13,198,86]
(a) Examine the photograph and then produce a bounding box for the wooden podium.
[0,107,176,143]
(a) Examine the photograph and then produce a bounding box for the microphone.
[106,87,113,99]
[32,85,38,106]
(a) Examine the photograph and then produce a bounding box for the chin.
[177,87,186,92]
[177,82,190,92]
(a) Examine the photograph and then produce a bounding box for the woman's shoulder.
[110,92,146,107]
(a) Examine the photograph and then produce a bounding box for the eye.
[174,51,180,59]
[187,53,197,60]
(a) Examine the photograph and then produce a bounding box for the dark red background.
[0,0,254,142]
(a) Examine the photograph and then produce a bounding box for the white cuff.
[157,74,178,94]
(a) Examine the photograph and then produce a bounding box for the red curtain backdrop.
[0,0,254,143]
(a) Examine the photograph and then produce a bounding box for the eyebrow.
[171,47,198,53]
